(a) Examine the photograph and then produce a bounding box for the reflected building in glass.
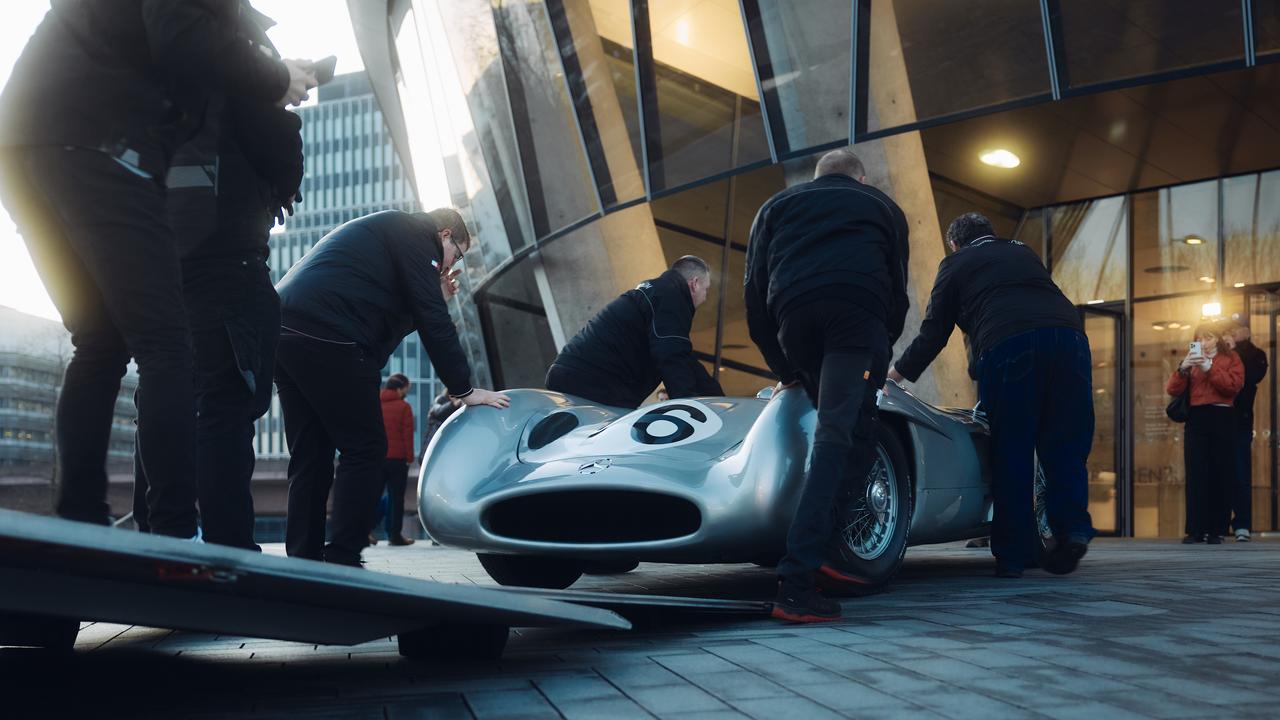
[349,1,1280,538]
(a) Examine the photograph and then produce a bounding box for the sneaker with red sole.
[771,580,841,623]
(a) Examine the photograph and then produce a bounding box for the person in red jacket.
[379,373,416,546]
[1167,322,1244,544]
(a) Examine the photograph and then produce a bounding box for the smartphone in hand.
[310,55,338,85]
[1189,341,1202,356]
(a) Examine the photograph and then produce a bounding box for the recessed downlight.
[1184,235,1205,245]
[979,149,1020,168]
[1198,276,1216,284]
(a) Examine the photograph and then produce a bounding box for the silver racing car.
[418,385,1048,590]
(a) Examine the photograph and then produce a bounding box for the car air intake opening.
[485,491,701,543]
[528,411,579,450]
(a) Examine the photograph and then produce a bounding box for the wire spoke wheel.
[840,446,899,561]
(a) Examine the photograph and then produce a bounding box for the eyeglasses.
[449,236,466,265]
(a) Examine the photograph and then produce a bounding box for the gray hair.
[671,255,711,282]
[814,148,866,180]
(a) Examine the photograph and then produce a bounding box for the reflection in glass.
[867,0,1050,132]
[1132,181,1219,299]
[1224,171,1280,288]
[642,0,771,191]
[491,0,600,236]
[1083,313,1118,533]
[1257,0,1280,59]
[1014,209,1046,264]
[432,0,540,253]
[749,0,851,154]
[477,259,558,390]
[1131,294,1245,537]
[1056,0,1244,89]
[1049,197,1127,305]
[546,0,645,206]
[1248,294,1277,531]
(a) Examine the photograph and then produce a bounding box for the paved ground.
[5,539,1280,719]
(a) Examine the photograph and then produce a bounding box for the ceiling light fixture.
[1203,302,1222,318]
[979,148,1020,168]
[1234,282,1247,288]
[1086,299,1105,305]
[1198,276,1216,283]
[1183,235,1205,245]
[1152,323,1166,331]
[1166,322,1182,329]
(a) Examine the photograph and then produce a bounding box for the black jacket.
[895,238,1082,382]
[744,174,910,383]
[0,0,288,180]
[1235,339,1269,423]
[168,4,303,262]
[549,270,723,408]
[276,211,473,396]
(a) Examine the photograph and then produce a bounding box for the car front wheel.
[477,553,583,589]
[823,424,913,593]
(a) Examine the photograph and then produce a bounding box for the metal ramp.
[0,509,628,659]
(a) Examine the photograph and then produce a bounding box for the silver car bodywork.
[419,385,995,563]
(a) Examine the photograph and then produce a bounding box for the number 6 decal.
[631,404,707,445]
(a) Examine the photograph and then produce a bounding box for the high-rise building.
[351,1,1280,539]
[255,71,489,463]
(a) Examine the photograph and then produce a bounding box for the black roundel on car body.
[528,411,580,450]
[631,404,707,445]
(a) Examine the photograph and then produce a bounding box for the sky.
[0,0,363,321]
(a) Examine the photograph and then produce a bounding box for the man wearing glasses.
[274,208,509,567]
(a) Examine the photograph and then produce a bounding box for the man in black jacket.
[133,4,305,549]
[890,212,1094,578]
[0,0,313,538]
[1225,321,1268,541]
[745,148,910,622]
[275,209,508,566]
[546,255,723,408]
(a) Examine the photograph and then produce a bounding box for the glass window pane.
[1049,196,1128,304]
[548,0,646,206]
[1257,0,1280,60]
[479,259,559,390]
[1014,209,1046,264]
[491,0,601,236]
[644,0,771,191]
[1224,170,1280,288]
[1132,180,1219,298]
[1132,294,1245,537]
[750,0,851,154]
[1083,312,1118,533]
[867,0,1050,133]
[1057,0,1245,89]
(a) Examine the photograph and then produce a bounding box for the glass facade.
[359,0,1279,536]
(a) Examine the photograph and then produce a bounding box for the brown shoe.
[389,535,416,546]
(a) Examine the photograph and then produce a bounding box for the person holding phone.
[273,208,509,566]
[0,1,314,538]
[1167,323,1244,545]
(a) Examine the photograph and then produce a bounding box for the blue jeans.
[978,327,1096,571]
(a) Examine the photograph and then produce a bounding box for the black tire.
[580,559,640,575]
[477,553,583,589]
[398,623,508,661]
[0,613,78,652]
[824,424,913,593]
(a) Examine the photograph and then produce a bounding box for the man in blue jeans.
[890,213,1095,578]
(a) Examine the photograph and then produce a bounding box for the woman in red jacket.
[1167,322,1244,544]
[378,374,416,546]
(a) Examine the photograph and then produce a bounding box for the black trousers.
[1233,425,1253,532]
[276,331,386,563]
[381,459,409,537]
[134,257,280,549]
[0,147,197,537]
[774,299,890,587]
[1184,405,1235,537]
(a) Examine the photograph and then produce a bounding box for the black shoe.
[994,566,1023,579]
[323,549,365,568]
[1181,534,1203,544]
[1206,535,1224,545]
[389,535,416,546]
[1042,535,1089,576]
[772,579,841,623]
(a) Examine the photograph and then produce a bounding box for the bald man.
[745,148,910,622]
